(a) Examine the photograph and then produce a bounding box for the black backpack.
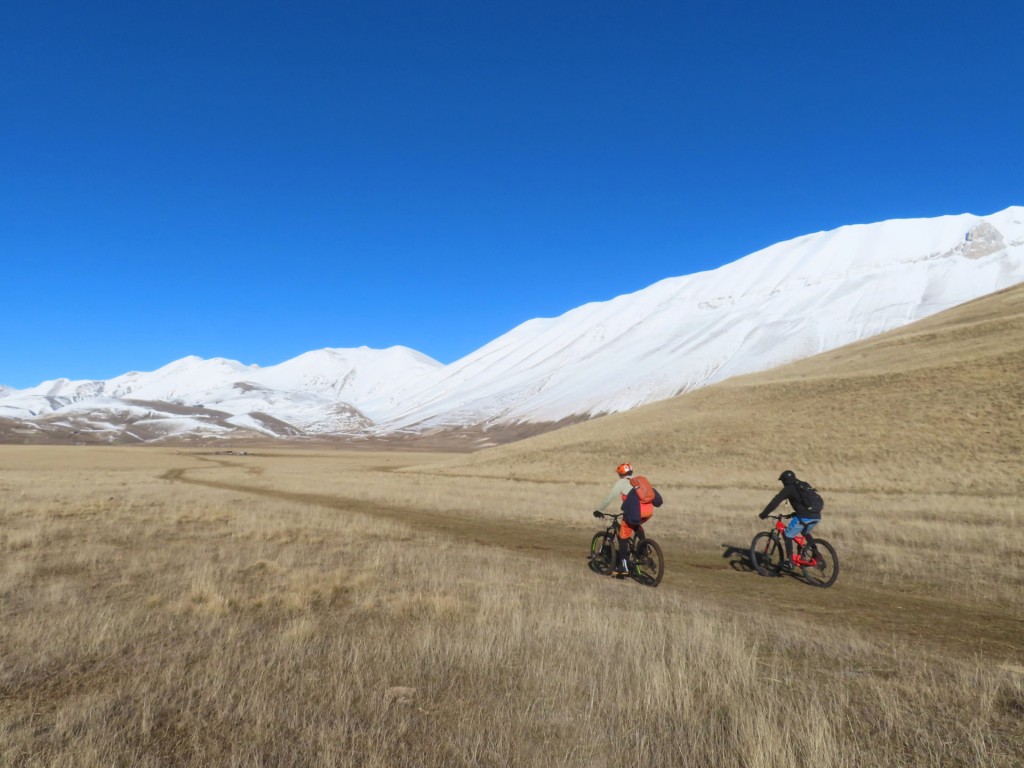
[795,480,824,516]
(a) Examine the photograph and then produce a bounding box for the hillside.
[421,282,1024,496]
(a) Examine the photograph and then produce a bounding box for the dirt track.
[163,460,1024,666]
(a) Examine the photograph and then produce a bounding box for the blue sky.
[2,0,1021,389]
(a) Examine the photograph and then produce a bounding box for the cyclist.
[594,463,663,577]
[758,470,824,570]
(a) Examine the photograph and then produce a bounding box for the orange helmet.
[616,463,633,477]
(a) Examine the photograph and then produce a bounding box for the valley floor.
[173,452,1024,664]
[1,447,1021,767]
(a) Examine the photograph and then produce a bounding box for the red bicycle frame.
[774,518,819,567]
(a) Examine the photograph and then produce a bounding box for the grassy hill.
[427,282,1024,496]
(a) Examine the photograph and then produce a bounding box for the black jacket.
[761,483,821,519]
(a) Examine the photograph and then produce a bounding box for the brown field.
[1,285,1022,766]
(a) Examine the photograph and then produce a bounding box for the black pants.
[617,525,646,568]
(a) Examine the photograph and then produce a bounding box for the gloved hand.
[592,510,602,518]
[758,511,769,520]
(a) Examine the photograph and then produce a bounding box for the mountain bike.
[750,514,839,588]
[589,511,664,587]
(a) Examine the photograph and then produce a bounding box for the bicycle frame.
[770,517,820,567]
[595,512,646,557]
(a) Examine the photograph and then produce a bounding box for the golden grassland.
[1,285,1023,766]
[0,443,1021,767]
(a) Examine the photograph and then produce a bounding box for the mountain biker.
[594,463,663,578]
[758,470,824,570]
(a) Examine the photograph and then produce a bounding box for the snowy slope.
[366,207,1024,430]
[0,346,443,437]
[2,207,1022,442]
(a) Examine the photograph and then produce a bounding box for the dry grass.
[185,451,1023,609]
[0,447,1022,767]
[1,286,1022,766]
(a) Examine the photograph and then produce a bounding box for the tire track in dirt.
[162,461,1024,664]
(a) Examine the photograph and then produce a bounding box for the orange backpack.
[629,475,656,504]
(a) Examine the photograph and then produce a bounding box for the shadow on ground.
[722,543,756,572]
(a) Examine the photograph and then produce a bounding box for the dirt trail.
[163,461,1024,664]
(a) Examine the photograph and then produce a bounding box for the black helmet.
[778,470,797,485]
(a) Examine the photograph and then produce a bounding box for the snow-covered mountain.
[0,347,443,442]
[3,207,1022,444]
[372,207,1024,431]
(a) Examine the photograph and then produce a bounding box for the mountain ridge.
[2,206,1022,445]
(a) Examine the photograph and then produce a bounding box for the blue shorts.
[785,517,819,539]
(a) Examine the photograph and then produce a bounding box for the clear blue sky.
[3,0,1021,388]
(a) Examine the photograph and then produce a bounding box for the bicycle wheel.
[750,532,785,577]
[589,532,616,574]
[633,538,664,587]
[800,537,839,588]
